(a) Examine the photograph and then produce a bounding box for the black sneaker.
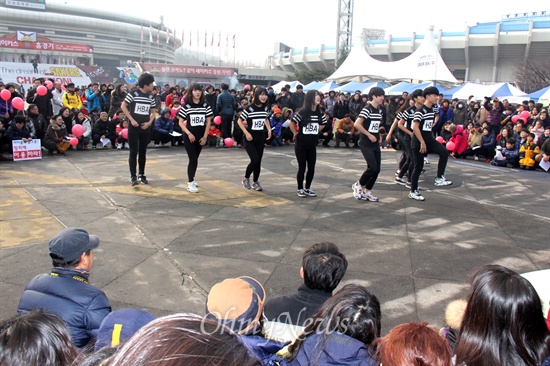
[131,176,139,186]
[138,175,149,184]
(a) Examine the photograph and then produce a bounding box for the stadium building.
[270,12,550,83]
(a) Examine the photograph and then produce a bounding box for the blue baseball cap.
[48,227,100,264]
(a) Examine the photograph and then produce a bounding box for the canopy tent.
[327,26,458,84]
[384,82,414,95]
[442,82,526,101]
[318,81,340,94]
[335,81,373,93]
[402,81,448,95]
[271,80,303,93]
[527,86,550,104]
[361,82,391,94]
[303,81,324,91]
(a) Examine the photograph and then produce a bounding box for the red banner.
[141,63,234,77]
[0,39,92,53]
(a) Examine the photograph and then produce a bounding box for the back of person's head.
[107,313,260,366]
[287,284,381,362]
[221,83,229,91]
[423,86,440,98]
[375,322,453,366]
[454,264,550,366]
[137,73,154,88]
[302,242,348,292]
[0,310,78,366]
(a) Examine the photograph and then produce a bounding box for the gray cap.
[49,227,100,264]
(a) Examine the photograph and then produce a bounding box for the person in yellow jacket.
[61,83,82,111]
[519,132,540,169]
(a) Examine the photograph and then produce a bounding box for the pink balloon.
[72,124,84,138]
[12,97,24,110]
[223,137,234,147]
[436,136,445,143]
[511,115,519,123]
[0,89,11,101]
[244,84,250,91]
[69,137,79,146]
[446,141,455,151]
[36,85,47,96]
[520,111,530,120]
[45,80,53,89]
[213,116,222,125]
[121,128,128,140]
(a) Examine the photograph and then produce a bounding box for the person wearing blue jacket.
[270,107,284,146]
[480,126,496,161]
[153,108,174,147]
[436,99,454,136]
[17,228,111,349]
[216,83,236,139]
[86,83,106,114]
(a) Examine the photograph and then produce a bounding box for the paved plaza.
[0,144,548,334]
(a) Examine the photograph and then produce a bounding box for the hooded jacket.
[451,125,469,155]
[154,108,174,135]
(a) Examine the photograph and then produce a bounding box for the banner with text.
[12,139,42,161]
[140,63,235,77]
[0,62,92,90]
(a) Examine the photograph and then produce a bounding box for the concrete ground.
[0,143,548,334]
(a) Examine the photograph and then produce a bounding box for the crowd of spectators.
[0,79,549,170]
[1,228,549,365]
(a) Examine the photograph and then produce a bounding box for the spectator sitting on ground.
[107,313,261,366]
[27,103,46,141]
[73,110,92,150]
[43,114,70,155]
[108,110,125,148]
[453,265,550,366]
[7,115,32,152]
[170,100,184,146]
[440,122,454,143]
[532,119,545,144]
[335,113,355,148]
[205,276,285,365]
[0,310,78,366]
[375,322,453,366]
[153,108,174,148]
[92,112,112,149]
[269,107,284,146]
[263,242,348,343]
[479,126,496,162]
[535,136,550,169]
[116,119,129,150]
[280,107,294,145]
[318,111,333,147]
[17,228,111,348]
[491,138,519,168]
[285,284,380,366]
[519,132,540,170]
[450,124,469,158]
[207,123,223,147]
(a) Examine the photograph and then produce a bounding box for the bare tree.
[515,58,550,93]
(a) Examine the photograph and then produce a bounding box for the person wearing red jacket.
[450,125,469,158]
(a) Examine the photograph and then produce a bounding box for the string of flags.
[141,25,235,48]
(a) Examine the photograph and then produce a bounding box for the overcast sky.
[50,0,547,64]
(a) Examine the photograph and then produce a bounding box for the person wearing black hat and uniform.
[17,227,111,349]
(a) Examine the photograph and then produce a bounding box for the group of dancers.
[122,74,451,200]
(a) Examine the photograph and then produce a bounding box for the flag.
[173,27,176,46]
[189,29,191,47]
[232,34,235,48]
[156,27,160,44]
[218,31,221,47]
[204,31,207,47]
[211,31,214,47]
[141,26,144,42]
[149,26,153,42]
[166,29,169,44]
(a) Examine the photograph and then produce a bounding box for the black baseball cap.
[49,228,100,264]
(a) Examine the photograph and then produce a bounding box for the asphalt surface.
[1,143,548,334]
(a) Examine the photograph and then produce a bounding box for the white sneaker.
[187,181,199,193]
[409,189,425,201]
[352,181,363,200]
[424,157,430,164]
[304,188,316,197]
[117,143,122,150]
[191,179,199,187]
[361,190,379,202]
[154,144,160,148]
[474,155,479,161]
[297,189,306,197]
[435,176,452,186]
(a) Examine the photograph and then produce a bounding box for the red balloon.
[244,84,251,91]
[520,111,530,120]
[213,116,222,125]
[69,137,78,146]
[121,128,128,140]
[436,136,445,143]
[223,137,234,147]
[12,97,24,110]
[511,115,519,123]
[0,89,11,101]
[72,124,84,138]
[45,80,53,89]
[36,85,47,96]
[446,141,455,151]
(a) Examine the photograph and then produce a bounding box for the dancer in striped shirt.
[177,83,213,193]
[352,87,386,202]
[237,87,272,191]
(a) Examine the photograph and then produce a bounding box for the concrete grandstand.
[270,12,550,84]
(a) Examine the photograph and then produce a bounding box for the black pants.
[358,143,381,190]
[128,126,150,178]
[153,130,173,145]
[244,137,265,182]
[295,144,316,190]
[183,134,203,182]
[220,113,233,139]
[335,132,351,146]
[410,137,448,192]
[398,134,413,180]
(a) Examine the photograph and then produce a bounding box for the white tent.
[327,26,458,84]
[271,80,303,93]
[443,82,526,101]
